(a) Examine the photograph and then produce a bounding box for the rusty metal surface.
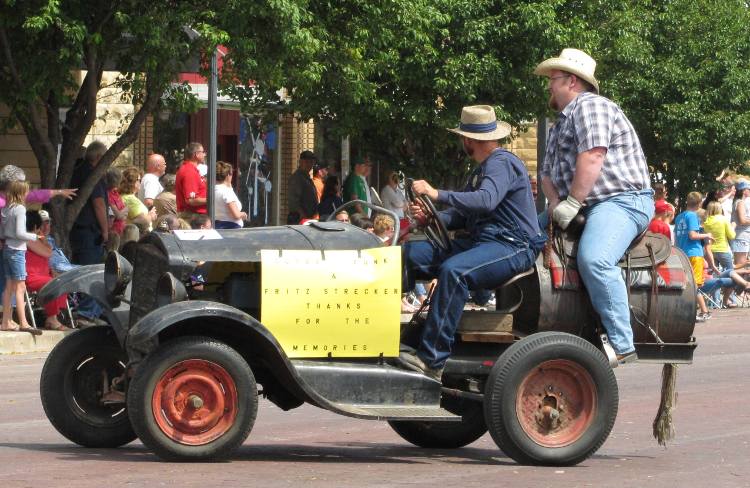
[510,255,696,346]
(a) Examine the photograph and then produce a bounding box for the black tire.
[484,332,618,466]
[388,396,487,448]
[40,326,135,448]
[127,336,257,461]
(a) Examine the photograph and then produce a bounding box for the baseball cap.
[299,150,317,161]
[736,180,750,192]
[39,210,50,221]
[654,200,673,215]
[351,155,372,168]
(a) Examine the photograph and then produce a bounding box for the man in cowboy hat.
[534,48,653,363]
[398,105,546,380]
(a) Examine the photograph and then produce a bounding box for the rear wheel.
[484,332,618,466]
[40,326,135,448]
[127,337,257,461]
[388,396,487,448]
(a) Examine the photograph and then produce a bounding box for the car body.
[38,211,697,464]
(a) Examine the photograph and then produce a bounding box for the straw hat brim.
[534,59,599,93]
[447,121,511,141]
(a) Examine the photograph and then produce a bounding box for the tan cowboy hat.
[534,48,599,93]
[447,105,511,141]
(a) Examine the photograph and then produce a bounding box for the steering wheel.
[404,177,452,253]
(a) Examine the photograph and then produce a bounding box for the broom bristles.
[652,363,678,447]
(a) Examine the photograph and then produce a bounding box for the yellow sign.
[260,247,401,358]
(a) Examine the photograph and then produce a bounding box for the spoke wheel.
[484,332,617,466]
[40,327,136,448]
[152,359,239,446]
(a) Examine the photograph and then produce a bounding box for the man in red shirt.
[648,199,674,239]
[176,142,207,217]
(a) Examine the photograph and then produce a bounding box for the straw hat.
[447,105,511,141]
[534,48,599,93]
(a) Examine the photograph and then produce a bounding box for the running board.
[292,359,443,407]
[332,404,462,421]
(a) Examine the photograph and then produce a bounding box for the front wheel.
[127,337,257,461]
[40,326,135,448]
[484,332,618,466]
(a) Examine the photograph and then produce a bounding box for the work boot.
[396,351,443,381]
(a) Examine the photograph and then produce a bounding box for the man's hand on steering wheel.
[405,177,452,252]
[411,180,438,201]
[408,201,428,227]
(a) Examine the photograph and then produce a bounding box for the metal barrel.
[504,252,696,344]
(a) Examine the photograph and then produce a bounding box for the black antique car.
[38,199,697,465]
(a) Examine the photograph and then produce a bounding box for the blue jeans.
[2,248,27,281]
[70,226,104,319]
[577,190,654,355]
[404,237,540,368]
[713,251,734,271]
[699,270,739,296]
[215,220,241,229]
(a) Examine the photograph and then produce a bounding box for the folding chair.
[698,289,722,309]
[25,289,76,330]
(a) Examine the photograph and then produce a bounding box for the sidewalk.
[0,329,72,355]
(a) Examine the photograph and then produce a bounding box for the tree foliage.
[0,0,318,246]
[584,0,750,206]
[3,0,749,231]
[269,0,584,187]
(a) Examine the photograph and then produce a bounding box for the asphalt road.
[1,309,748,488]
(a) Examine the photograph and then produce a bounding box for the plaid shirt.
[541,91,651,205]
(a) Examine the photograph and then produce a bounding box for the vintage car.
[37,195,697,465]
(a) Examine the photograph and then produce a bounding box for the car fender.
[37,265,129,338]
[126,300,383,414]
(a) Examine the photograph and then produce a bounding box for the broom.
[652,363,678,446]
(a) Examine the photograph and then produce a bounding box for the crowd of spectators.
[0,140,252,332]
[654,173,750,321]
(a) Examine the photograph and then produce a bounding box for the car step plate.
[341,405,462,421]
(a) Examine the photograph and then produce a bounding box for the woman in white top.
[215,161,247,229]
[380,171,406,219]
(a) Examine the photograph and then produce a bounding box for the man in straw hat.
[534,48,654,363]
[398,105,546,380]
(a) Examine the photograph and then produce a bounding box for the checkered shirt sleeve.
[543,92,651,204]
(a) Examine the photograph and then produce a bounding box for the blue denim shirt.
[47,235,77,273]
[436,148,545,251]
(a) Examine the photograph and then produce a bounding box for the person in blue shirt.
[398,105,546,380]
[674,192,715,321]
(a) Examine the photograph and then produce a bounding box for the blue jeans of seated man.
[576,190,654,355]
[70,227,104,319]
[699,269,739,296]
[404,238,539,369]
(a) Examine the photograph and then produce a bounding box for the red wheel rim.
[152,359,239,446]
[515,359,596,448]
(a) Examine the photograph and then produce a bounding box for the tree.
[0,0,318,247]
[223,0,587,188]
[562,0,750,206]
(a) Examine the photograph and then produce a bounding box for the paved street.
[1,309,748,488]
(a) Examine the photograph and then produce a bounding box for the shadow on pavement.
[1,441,636,466]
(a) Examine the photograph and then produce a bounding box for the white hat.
[447,105,512,141]
[534,48,599,93]
[39,210,50,221]
[0,164,26,184]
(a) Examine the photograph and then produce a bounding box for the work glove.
[552,195,583,230]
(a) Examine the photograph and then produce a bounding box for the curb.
[0,329,72,355]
